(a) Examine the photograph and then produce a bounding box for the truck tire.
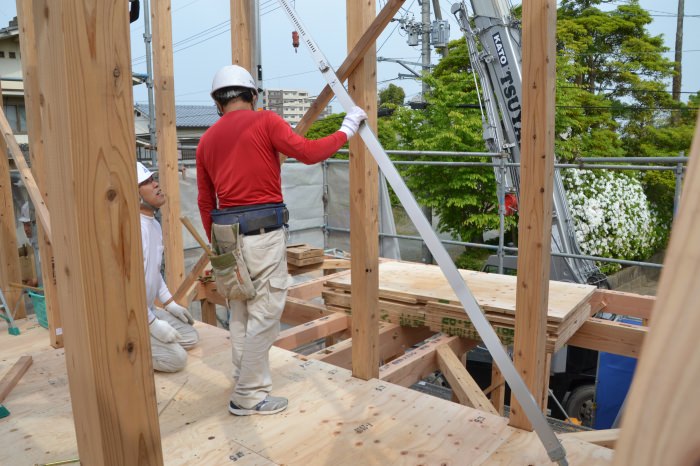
[565,384,596,427]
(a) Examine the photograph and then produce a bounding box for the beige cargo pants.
[150,308,199,373]
[228,227,290,409]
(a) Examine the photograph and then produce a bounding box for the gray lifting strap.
[276,1,568,464]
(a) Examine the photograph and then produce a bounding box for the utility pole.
[421,0,431,102]
[672,0,684,124]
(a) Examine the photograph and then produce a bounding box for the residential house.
[133,103,219,161]
[0,17,27,145]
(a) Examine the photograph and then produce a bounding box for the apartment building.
[262,88,332,127]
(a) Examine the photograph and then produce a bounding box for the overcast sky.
[0,0,697,110]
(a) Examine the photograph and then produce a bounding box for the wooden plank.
[0,82,25,320]
[379,333,477,387]
[275,313,349,350]
[510,0,557,431]
[593,289,655,321]
[294,0,406,136]
[436,345,498,415]
[614,117,700,466]
[325,261,595,322]
[0,355,32,403]
[568,318,646,358]
[286,244,324,260]
[36,0,164,463]
[560,429,619,449]
[230,0,252,71]
[16,0,62,344]
[321,258,351,270]
[347,0,379,382]
[152,0,185,290]
[287,255,325,267]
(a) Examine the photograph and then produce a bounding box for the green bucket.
[28,290,48,329]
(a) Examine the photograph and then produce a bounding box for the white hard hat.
[211,65,257,98]
[18,201,31,223]
[136,162,153,185]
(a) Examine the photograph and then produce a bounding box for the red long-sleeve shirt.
[196,109,347,239]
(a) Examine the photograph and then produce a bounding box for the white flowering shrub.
[561,169,662,273]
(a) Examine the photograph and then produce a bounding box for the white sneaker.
[229,396,288,416]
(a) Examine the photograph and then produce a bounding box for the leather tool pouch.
[211,203,289,235]
[210,223,256,302]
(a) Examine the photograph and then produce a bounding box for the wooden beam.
[294,0,406,136]
[0,110,50,242]
[151,0,185,290]
[568,318,646,359]
[282,296,336,326]
[560,429,619,449]
[0,82,25,320]
[436,345,498,415]
[489,359,506,416]
[275,313,349,350]
[510,0,557,431]
[16,0,62,345]
[0,355,32,403]
[230,0,253,71]
[613,115,700,466]
[593,289,655,321]
[171,251,210,304]
[200,298,217,326]
[307,322,434,370]
[379,334,476,387]
[36,0,163,463]
[348,0,380,381]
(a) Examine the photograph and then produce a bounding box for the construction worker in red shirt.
[197,65,366,416]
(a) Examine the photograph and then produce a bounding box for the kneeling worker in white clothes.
[137,161,199,372]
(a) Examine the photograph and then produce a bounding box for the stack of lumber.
[322,261,596,353]
[287,244,325,272]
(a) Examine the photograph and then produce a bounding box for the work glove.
[149,318,181,344]
[339,106,368,140]
[165,301,195,325]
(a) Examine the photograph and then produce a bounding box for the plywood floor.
[0,318,612,465]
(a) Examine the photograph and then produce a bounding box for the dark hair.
[213,86,256,107]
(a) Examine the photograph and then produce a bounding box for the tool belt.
[211,203,289,236]
[210,223,256,302]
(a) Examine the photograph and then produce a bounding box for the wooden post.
[151,0,185,290]
[16,0,62,346]
[613,114,700,465]
[0,81,25,319]
[230,0,253,70]
[347,0,379,380]
[36,1,163,463]
[510,0,557,430]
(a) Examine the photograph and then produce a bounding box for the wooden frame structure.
[0,0,696,464]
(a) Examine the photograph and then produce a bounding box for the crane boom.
[452,0,603,285]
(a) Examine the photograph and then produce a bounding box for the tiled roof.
[134,103,219,128]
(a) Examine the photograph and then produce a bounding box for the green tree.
[378,84,406,108]
[388,39,510,249]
